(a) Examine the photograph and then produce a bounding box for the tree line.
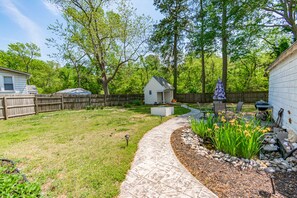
[0,0,295,103]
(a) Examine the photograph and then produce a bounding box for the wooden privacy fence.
[0,92,267,120]
[0,94,143,120]
[176,91,268,103]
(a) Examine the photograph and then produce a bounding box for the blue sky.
[0,0,162,61]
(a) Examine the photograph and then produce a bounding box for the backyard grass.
[0,105,190,198]
[187,102,256,112]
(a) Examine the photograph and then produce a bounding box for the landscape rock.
[264,167,276,173]
[263,144,278,152]
[288,129,297,143]
[181,128,297,173]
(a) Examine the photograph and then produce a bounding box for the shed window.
[4,76,13,90]
[149,90,152,95]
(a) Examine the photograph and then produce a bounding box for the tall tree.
[188,0,215,101]
[211,0,260,91]
[7,42,41,84]
[48,22,87,88]
[51,0,151,104]
[151,0,189,98]
[262,0,297,41]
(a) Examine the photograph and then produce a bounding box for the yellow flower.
[221,116,226,123]
[266,127,271,132]
[256,126,261,130]
[262,129,268,133]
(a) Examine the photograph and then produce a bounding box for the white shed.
[0,67,30,94]
[267,42,297,135]
[144,76,174,104]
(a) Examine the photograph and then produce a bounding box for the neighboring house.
[56,88,91,95]
[0,66,30,94]
[144,76,174,104]
[267,42,297,135]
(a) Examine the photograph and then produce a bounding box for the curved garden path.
[119,107,217,198]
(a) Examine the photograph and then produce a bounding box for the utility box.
[151,106,174,117]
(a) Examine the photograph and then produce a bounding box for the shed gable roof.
[0,66,30,76]
[153,76,174,90]
[267,41,297,72]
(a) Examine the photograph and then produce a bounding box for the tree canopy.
[0,0,293,98]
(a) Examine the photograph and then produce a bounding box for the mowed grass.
[0,105,190,198]
[187,102,257,112]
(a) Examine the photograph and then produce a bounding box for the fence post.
[35,95,39,114]
[89,95,92,106]
[3,96,8,120]
[61,95,64,110]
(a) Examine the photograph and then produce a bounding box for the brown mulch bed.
[171,127,297,198]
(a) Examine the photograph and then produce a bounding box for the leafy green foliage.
[191,116,215,139]
[150,0,190,97]
[0,166,41,197]
[50,0,152,100]
[191,115,268,159]
[0,0,285,95]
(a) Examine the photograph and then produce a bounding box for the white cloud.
[1,0,43,46]
[42,0,61,16]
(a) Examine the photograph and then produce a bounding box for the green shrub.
[130,100,142,106]
[0,166,41,197]
[123,103,132,108]
[85,105,96,110]
[191,116,216,139]
[191,115,268,159]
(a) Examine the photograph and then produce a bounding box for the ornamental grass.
[191,113,270,159]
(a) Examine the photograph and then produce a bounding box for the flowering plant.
[191,114,270,159]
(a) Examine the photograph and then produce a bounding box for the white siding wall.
[269,52,297,134]
[144,78,164,104]
[0,70,28,94]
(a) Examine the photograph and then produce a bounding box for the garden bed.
[171,127,297,197]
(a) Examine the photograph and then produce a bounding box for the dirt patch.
[170,127,297,197]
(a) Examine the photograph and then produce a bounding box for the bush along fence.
[0,94,143,120]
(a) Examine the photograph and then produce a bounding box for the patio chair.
[235,101,244,113]
[226,101,243,112]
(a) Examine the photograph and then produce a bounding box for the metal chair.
[235,101,244,113]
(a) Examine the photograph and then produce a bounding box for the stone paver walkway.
[119,107,217,198]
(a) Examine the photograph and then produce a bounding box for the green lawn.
[187,102,257,113]
[0,105,190,198]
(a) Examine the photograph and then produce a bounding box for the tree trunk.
[75,66,81,88]
[221,1,228,91]
[26,64,30,85]
[78,72,81,88]
[292,24,297,41]
[101,72,109,106]
[173,27,178,99]
[200,0,206,102]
